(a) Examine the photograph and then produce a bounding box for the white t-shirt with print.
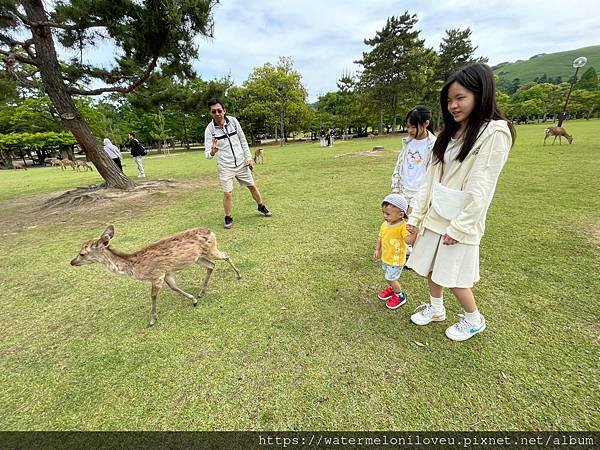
[401,137,430,191]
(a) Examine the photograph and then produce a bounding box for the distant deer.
[61,159,77,170]
[71,225,241,327]
[49,158,64,169]
[74,160,94,171]
[544,126,573,146]
[13,161,27,170]
[253,148,264,164]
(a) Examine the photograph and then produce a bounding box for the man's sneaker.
[258,203,273,217]
[410,302,447,326]
[224,216,233,229]
[377,287,395,300]
[386,292,407,310]
[445,314,486,341]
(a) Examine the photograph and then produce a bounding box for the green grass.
[493,45,600,82]
[0,121,598,430]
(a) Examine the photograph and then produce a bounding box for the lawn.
[0,120,598,431]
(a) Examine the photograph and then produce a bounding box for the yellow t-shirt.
[379,221,410,266]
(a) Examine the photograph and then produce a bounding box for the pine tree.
[0,0,217,189]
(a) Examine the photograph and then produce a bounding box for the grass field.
[0,120,598,431]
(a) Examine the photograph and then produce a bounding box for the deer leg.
[196,257,216,297]
[553,135,558,145]
[208,249,242,280]
[164,273,198,307]
[148,279,163,327]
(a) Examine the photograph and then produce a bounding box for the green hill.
[492,45,600,82]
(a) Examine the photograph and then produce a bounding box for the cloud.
[193,0,600,101]
[48,0,600,102]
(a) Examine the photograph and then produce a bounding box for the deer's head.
[70,225,115,266]
[567,135,573,144]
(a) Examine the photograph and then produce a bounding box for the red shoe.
[377,287,395,300]
[386,292,407,310]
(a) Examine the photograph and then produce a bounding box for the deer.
[61,159,77,170]
[70,225,241,327]
[544,126,573,146]
[253,148,264,164]
[49,158,64,169]
[74,160,94,172]
[71,225,242,327]
[13,161,27,170]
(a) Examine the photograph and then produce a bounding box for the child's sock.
[430,295,444,311]
[395,290,405,299]
[464,309,482,325]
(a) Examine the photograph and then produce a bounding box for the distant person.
[103,138,123,172]
[373,193,417,310]
[406,63,516,342]
[128,132,146,178]
[326,128,334,147]
[204,98,272,229]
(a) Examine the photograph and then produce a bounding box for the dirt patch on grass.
[1,178,215,236]
[590,222,600,250]
[334,149,387,158]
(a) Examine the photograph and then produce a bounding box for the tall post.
[557,57,587,127]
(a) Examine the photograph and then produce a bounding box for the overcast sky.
[188,0,599,101]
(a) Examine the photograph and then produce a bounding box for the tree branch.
[0,49,37,66]
[14,11,104,31]
[67,53,159,95]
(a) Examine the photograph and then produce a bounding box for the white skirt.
[406,229,480,288]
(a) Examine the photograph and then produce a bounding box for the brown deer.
[253,148,264,164]
[544,126,573,146]
[71,225,241,327]
[61,159,77,170]
[13,161,27,170]
[49,158,64,169]
[74,160,94,171]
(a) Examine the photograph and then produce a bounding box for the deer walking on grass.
[12,161,27,170]
[253,148,264,164]
[544,126,573,146]
[61,159,77,170]
[74,160,94,171]
[49,158,64,169]
[71,225,241,327]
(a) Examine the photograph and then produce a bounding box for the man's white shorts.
[217,163,255,192]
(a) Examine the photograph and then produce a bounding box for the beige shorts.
[406,228,480,288]
[217,164,255,192]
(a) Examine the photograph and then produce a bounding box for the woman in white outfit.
[406,63,516,342]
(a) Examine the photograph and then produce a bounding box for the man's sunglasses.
[210,109,223,114]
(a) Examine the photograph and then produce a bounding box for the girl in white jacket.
[406,63,515,342]
[391,105,436,211]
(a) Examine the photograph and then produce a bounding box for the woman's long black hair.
[432,63,515,164]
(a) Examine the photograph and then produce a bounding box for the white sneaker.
[138,174,146,178]
[445,314,486,341]
[410,302,446,325]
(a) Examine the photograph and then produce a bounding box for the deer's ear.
[100,225,115,240]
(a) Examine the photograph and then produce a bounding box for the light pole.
[557,56,587,127]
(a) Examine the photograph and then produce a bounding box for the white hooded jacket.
[407,120,513,245]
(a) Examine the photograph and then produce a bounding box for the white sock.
[430,295,444,311]
[464,309,481,325]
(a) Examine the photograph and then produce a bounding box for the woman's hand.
[406,224,417,234]
[442,234,458,245]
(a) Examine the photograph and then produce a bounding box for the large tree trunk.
[23,0,134,190]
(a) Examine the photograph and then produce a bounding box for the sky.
[189,0,599,101]
[68,0,599,102]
